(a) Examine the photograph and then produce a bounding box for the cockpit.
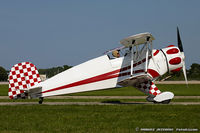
[104,46,126,60]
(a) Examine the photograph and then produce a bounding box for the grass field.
[1,84,200,96]
[1,98,200,103]
[0,84,9,96]
[0,105,199,133]
[0,84,200,133]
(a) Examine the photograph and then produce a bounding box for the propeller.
[177,27,188,86]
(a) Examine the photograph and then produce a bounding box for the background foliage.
[38,65,72,78]
[158,63,200,81]
[0,66,8,81]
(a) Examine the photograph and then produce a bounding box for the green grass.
[0,98,200,103]
[0,105,199,133]
[69,84,200,96]
[1,84,200,96]
[157,84,200,96]
[0,84,8,96]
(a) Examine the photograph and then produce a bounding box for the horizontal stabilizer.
[20,86,42,93]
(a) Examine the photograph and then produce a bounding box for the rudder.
[8,62,41,99]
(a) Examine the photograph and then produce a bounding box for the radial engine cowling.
[161,45,183,73]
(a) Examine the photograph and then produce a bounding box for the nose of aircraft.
[160,27,188,86]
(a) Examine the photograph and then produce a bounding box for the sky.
[0,0,200,70]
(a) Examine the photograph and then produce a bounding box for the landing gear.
[39,97,44,104]
[153,99,171,104]
[161,99,171,104]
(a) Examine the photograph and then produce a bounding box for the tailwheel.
[39,97,44,104]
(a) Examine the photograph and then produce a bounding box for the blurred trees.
[158,63,200,81]
[38,65,72,78]
[0,66,8,81]
[188,63,200,80]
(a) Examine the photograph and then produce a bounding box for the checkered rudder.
[8,62,41,99]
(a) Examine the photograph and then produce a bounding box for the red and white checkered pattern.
[8,62,41,99]
[137,81,161,96]
[149,82,161,96]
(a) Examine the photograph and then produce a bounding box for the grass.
[0,98,200,103]
[157,84,200,96]
[0,105,199,133]
[1,84,200,133]
[1,84,200,96]
[68,84,200,96]
[0,84,8,96]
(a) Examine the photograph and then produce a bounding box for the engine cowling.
[161,45,183,73]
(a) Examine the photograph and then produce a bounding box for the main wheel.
[153,99,171,104]
[39,97,44,104]
[161,99,171,104]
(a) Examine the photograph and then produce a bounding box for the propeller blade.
[182,59,188,87]
[177,27,188,86]
[177,27,184,52]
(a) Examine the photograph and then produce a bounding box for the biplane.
[8,28,187,104]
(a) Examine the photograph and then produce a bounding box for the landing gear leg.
[39,97,44,104]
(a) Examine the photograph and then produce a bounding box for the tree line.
[0,63,200,81]
[38,65,72,78]
[160,63,200,81]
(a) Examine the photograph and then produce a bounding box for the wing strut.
[131,46,134,76]
[145,37,152,73]
[145,43,149,73]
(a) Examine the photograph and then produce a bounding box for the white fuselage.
[30,45,182,98]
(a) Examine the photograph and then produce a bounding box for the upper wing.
[120,32,155,47]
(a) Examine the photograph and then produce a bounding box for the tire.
[161,99,171,104]
[153,99,171,104]
[38,97,43,104]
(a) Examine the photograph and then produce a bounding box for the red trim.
[171,67,182,72]
[169,57,181,65]
[153,50,159,56]
[166,48,179,54]
[167,45,175,47]
[147,69,160,78]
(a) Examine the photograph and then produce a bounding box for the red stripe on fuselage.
[42,56,153,94]
[42,69,120,94]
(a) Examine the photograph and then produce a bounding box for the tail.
[8,62,41,99]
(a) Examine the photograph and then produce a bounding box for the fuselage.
[30,45,183,98]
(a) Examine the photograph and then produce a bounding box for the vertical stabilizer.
[8,62,41,99]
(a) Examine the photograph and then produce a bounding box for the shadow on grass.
[101,100,148,104]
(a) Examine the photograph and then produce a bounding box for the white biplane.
[8,28,187,104]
